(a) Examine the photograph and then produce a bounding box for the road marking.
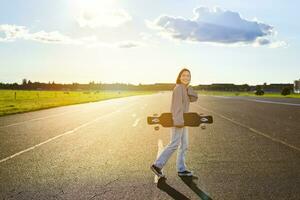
[207,95,300,107]
[0,110,79,128]
[249,99,300,106]
[0,98,138,128]
[132,118,140,127]
[211,95,231,99]
[193,104,300,153]
[154,139,164,183]
[0,104,134,164]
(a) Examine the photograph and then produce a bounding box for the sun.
[71,0,116,13]
[69,0,130,28]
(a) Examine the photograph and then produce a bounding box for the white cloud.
[0,24,141,48]
[76,8,132,28]
[86,40,143,49]
[139,32,152,41]
[253,38,287,48]
[0,24,29,42]
[147,6,285,47]
[0,24,76,44]
[269,40,288,48]
[116,41,143,48]
[28,31,81,44]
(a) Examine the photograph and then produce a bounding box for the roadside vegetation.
[0,90,156,116]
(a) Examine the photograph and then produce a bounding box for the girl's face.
[180,71,191,86]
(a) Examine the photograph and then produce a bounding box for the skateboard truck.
[153,114,160,131]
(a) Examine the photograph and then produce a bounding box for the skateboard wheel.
[201,118,208,122]
[153,113,158,117]
[154,126,160,131]
[152,118,159,123]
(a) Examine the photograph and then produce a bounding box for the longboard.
[147,112,213,130]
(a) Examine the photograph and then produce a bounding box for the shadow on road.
[179,176,213,200]
[157,177,190,200]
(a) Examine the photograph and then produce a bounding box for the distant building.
[264,83,293,93]
[294,79,300,93]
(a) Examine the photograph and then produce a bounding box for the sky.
[0,0,299,85]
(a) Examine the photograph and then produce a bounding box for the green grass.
[0,90,157,116]
[198,91,300,98]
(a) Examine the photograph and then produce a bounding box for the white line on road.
[132,118,140,127]
[208,95,300,107]
[211,95,232,99]
[0,110,79,128]
[249,99,300,106]
[193,104,300,152]
[0,104,134,164]
[0,99,136,128]
[154,139,164,183]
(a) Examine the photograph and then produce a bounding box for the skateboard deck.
[147,112,213,129]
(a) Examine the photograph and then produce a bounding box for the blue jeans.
[154,127,188,172]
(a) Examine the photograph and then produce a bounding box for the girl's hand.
[187,86,198,102]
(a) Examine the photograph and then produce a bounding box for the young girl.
[150,68,198,177]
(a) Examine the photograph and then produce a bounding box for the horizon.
[1,0,300,85]
[0,79,297,86]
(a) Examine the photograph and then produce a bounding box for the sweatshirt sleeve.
[187,86,198,102]
[171,86,184,126]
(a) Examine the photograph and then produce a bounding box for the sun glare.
[72,0,116,11]
[69,0,130,28]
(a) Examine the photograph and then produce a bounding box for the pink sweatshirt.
[170,83,198,126]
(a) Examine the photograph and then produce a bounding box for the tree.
[22,78,27,85]
[281,87,291,96]
[255,85,264,95]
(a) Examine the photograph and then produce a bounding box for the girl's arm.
[187,86,198,102]
[171,85,184,127]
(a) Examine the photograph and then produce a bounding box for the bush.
[255,90,264,95]
[281,87,291,96]
[255,85,264,96]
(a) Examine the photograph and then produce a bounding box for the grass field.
[1,89,299,117]
[198,91,300,98]
[0,90,157,116]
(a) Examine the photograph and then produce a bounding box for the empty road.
[0,92,299,200]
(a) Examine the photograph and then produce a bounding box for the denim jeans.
[154,127,188,172]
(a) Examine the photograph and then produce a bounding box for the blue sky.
[0,0,299,85]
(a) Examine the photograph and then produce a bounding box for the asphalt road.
[0,92,299,200]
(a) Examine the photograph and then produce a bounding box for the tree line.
[0,79,294,93]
